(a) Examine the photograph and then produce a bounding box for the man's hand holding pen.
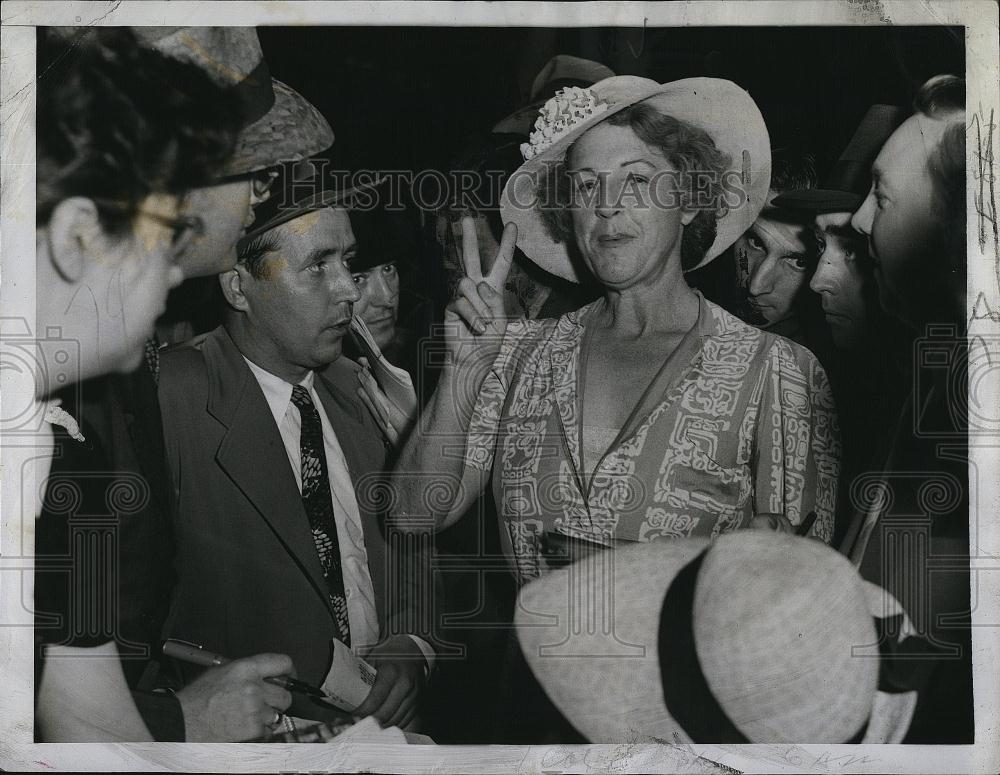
[174,652,295,742]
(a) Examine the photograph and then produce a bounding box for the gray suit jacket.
[158,326,428,718]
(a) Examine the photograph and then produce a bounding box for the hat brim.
[516,537,709,743]
[771,188,863,214]
[500,77,772,283]
[492,100,545,135]
[237,176,384,250]
[516,532,882,744]
[222,78,334,177]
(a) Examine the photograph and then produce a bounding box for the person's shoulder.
[702,298,770,343]
[158,328,231,409]
[703,300,824,371]
[318,353,364,394]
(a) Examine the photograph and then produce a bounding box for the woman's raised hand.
[444,216,517,369]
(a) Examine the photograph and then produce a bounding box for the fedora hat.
[772,105,904,214]
[516,531,920,744]
[347,207,419,274]
[492,55,616,135]
[499,76,771,282]
[132,27,333,177]
[237,160,385,250]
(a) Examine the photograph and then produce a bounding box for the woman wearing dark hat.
[392,77,842,581]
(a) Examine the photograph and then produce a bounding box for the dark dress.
[34,366,185,741]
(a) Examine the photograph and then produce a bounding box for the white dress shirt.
[243,358,432,670]
[245,358,381,652]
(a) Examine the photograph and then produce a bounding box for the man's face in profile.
[809,211,878,350]
[850,114,952,326]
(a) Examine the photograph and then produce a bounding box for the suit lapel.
[314,359,389,627]
[205,329,334,617]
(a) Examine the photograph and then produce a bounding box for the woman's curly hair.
[538,102,733,271]
[36,28,240,234]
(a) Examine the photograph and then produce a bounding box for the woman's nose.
[747,254,776,296]
[595,179,624,219]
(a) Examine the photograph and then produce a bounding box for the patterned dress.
[464,294,841,583]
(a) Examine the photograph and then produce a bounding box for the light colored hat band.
[230,58,276,128]
[659,549,870,744]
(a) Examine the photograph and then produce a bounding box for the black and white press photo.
[1,2,998,773]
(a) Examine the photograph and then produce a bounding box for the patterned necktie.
[144,335,161,385]
[290,385,351,646]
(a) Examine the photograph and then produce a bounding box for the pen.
[797,511,818,537]
[162,639,329,701]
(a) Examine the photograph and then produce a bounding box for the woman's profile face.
[102,192,186,372]
[566,122,694,289]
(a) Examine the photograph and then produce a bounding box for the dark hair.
[36,28,240,234]
[237,230,281,280]
[914,75,965,268]
[770,148,818,195]
[539,102,732,271]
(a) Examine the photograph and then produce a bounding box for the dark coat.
[158,326,426,719]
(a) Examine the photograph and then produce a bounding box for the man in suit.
[34,27,330,743]
[848,75,971,743]
[158,161,433,729]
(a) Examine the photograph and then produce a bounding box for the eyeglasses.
[219,169,280,203]
[93,197,205,257]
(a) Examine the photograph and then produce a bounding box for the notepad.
[321,637,378,711]
[349,316,417,417]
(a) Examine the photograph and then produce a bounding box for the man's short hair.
[237,229,281,280]
[915,75,965,267]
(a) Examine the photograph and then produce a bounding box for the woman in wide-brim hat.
[392,76,842,584]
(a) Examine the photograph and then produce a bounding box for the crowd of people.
[32,27,971,745]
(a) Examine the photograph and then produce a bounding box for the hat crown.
[693,533,878,742]
[530,55,616,102]
[516,532,880,744]
[824,103,904,195]
[132,27,264,87]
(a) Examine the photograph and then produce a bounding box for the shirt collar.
[242,357,315,427]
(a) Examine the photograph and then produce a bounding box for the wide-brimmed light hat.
[516,532,919,744]
[500,76,771,281]
[133,27,333,177]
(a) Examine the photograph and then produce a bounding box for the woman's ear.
[219,266,250,312]
[46,197,105,282]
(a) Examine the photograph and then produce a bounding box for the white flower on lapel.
[43,399,85,443]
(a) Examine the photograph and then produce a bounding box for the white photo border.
[2,1,998,772]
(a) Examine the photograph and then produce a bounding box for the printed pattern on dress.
[462,299,840,583]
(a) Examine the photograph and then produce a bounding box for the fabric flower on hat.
[520,86,609,161]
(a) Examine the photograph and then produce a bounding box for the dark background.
[259,25,965,175]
